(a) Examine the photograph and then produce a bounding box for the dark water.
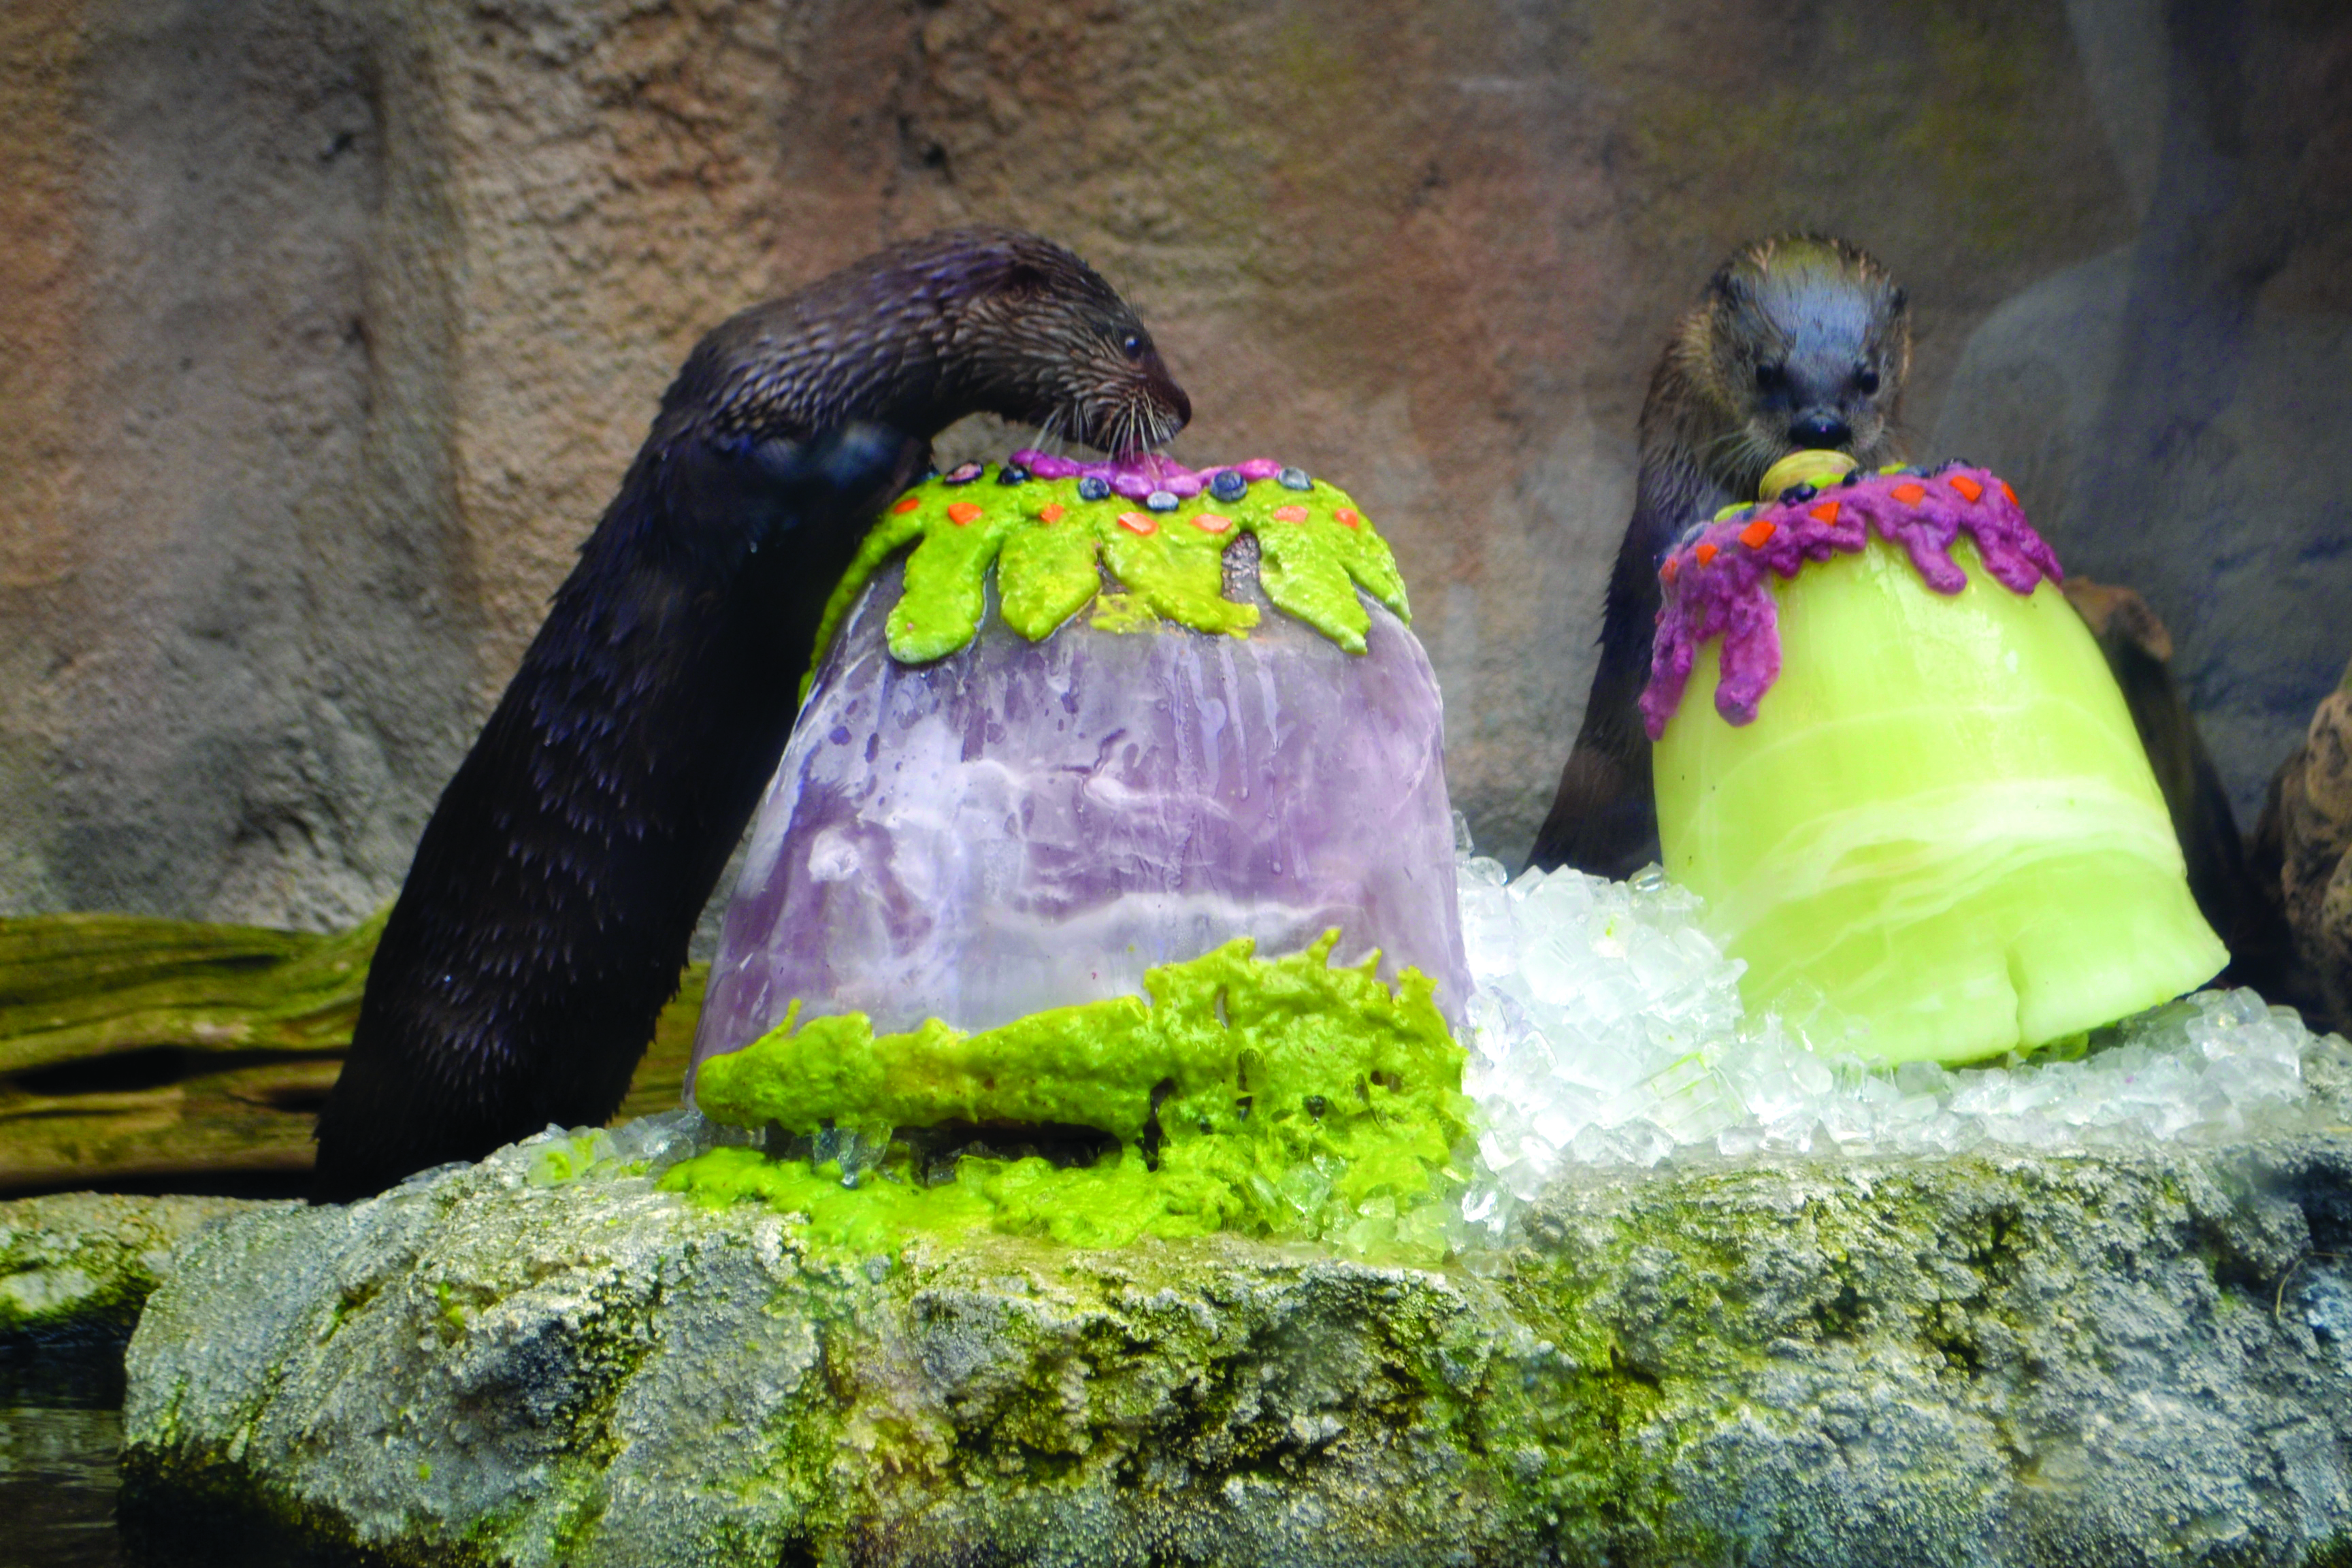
[1,1340,397,1568]
[0,1347,126,1568]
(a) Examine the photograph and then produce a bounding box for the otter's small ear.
[1000,261,1051,299]
[1889,285,1910,316]
[1708,265,1760,312]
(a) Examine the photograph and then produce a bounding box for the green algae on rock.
[118,1096,2352,1567]
[804,463,1410,697]
[668,933,1473,1259]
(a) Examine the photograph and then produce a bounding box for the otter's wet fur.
[312,228,1188,1201]
[1530,236,1910,877]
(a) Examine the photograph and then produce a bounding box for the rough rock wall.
[1936,0,2352,828]
[0,0,459,930]
[7,0,2336,930]
[2262,655,2352,1026]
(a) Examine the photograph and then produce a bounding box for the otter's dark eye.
[1754,361,1788,394]
[1854,364,1881,395]
[1120,333,1147,361]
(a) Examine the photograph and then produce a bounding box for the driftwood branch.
[0,911,702,1193]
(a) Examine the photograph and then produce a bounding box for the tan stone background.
[1,0,2346,938]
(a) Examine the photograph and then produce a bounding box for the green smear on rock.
[665,933,1472,1261]
[802,466,1411,700]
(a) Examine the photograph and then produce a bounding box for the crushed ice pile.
[1454,817,2338,1236]
[459,819,2340,1264]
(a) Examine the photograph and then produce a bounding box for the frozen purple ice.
[692,541,1468,1075]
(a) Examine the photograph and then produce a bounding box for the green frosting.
[803,468,1412,699]
[663,933,1472,1261]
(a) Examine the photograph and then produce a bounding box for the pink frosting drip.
[1640,465,2064,740]
[1007,449,1287,499]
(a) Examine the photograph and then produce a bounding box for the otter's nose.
[1788,411,1851,449]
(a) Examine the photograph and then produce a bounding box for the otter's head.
[1688,235,1910,495]
[929,228,1190,459]
[696,229,1187,456]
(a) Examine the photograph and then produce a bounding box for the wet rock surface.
[0,1192,276,1350]
[120,1063,2352,1568]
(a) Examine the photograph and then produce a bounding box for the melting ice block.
[693,460,1467,1077]
[1647,459,2226,1064]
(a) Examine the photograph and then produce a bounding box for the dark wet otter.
[1530,236,1910,877]
[312,228,1188,1201]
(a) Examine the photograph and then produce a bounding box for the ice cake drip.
[1642,463,2063,738]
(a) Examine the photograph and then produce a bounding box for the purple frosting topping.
[1641,465,2064,740]
[1007,449,1290,500]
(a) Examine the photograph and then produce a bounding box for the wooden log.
[0,911,704,1194]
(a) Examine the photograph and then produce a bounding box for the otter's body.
[1531,237,1910,877]
[313,229,1187,1200]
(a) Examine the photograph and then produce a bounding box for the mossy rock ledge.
[1,1192,282,1352]
[120,1091,2352,1568]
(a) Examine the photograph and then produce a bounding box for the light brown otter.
[1530,235,1910,877]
